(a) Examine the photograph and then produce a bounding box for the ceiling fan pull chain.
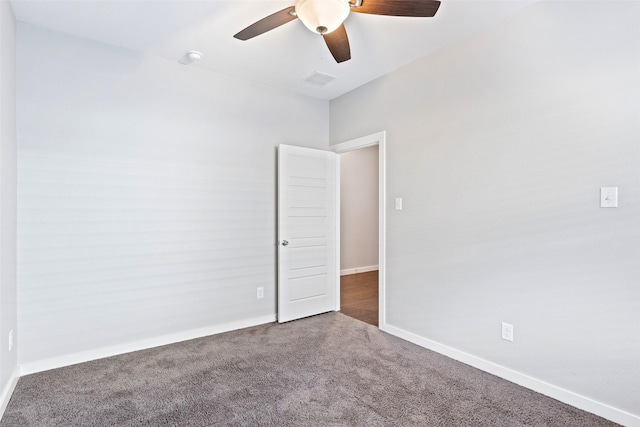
[318,36,325,62]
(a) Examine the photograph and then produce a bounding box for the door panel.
[289,274,327,301]
[278,144,338,323]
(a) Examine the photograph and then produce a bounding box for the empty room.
[0,0,638,425]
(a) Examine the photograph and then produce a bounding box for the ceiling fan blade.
[234,6,297,41]
[323,24,351,63]
[351,0,440,17]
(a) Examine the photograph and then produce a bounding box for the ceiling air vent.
[303,71,337,87]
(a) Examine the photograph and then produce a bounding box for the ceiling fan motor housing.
[295,0,350,34]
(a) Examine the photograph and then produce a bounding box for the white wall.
[339,145,378,273]
[17,23,329,367]
[331,1,640,421]
[0,0,18,408]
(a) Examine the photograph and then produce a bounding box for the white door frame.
[331,131,387,328]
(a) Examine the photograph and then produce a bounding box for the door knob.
[281,240,289,246]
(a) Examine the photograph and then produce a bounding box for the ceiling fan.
[233,0,441,63]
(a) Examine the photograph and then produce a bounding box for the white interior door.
[278,144,339,323]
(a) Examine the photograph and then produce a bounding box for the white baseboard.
[0,367,19,420]
[19,314,276,376]
[380,322,639,427]
[340,265,378,276]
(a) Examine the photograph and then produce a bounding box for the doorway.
[331,132,386,328]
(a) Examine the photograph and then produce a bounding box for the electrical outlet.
[8,330,13,352]
[600,187,618,208]
[501,322,513,342]
[257,287,264,299]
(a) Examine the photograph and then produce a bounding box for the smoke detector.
[180,50,203,65]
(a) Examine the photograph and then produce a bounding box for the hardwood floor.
[340,271,378,326]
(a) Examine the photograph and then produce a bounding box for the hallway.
[340,271,378,326]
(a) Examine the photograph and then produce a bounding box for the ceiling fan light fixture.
[295,0,350,35]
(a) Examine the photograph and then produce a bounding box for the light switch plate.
[395,198,403,211]
[501,322,513,342]
[600,187,618,208]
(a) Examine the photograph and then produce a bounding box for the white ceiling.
[9,0,536,100]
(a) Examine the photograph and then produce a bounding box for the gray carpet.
[1,313,617,426]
